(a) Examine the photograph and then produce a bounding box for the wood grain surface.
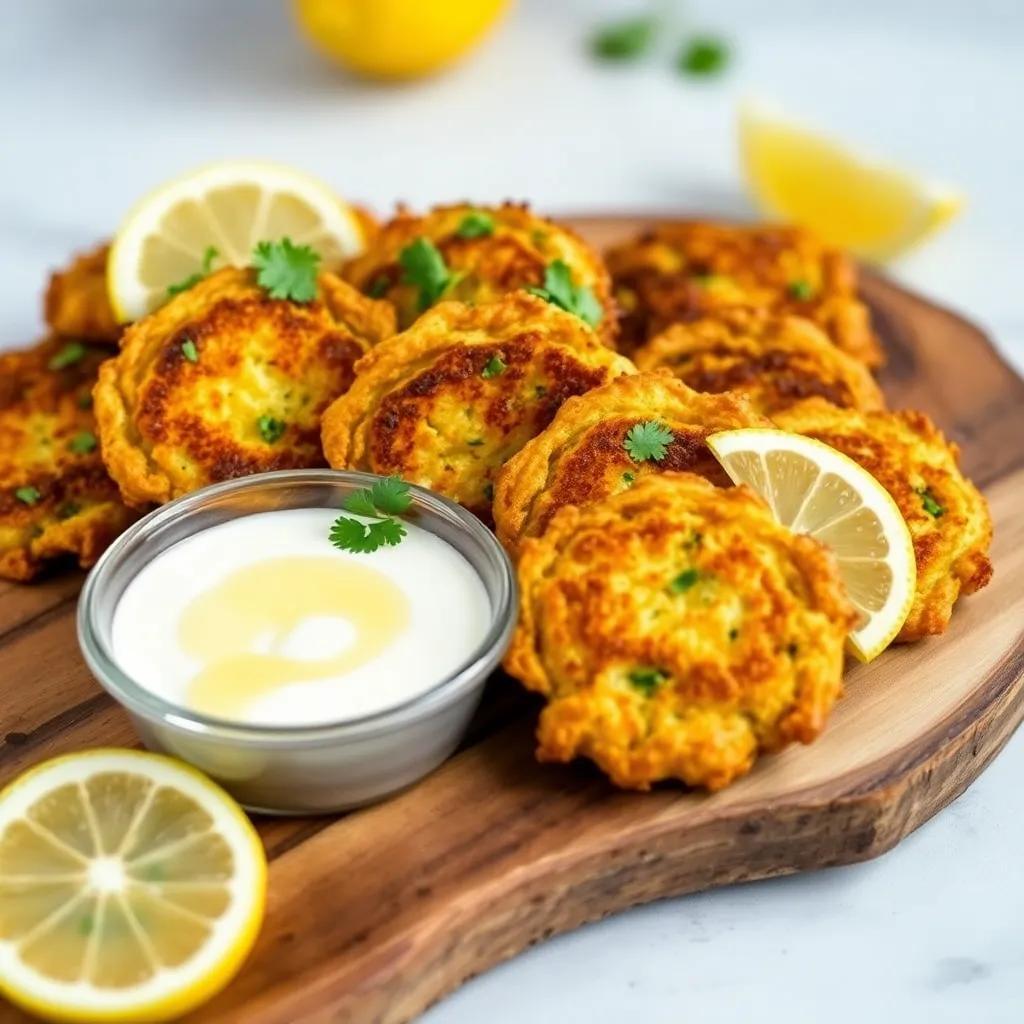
[1,216,1023,1024]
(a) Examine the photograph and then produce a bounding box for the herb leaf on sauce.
[331,476,412,554]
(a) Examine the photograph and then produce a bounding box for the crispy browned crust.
[774,398,993,640]
[321,293,635,521]
[634,308,886,415]
[505,472,857,791]
[44,242,121,344]
[493,370,771,555]
[342,201,618,346]
[94,267,396,506]
[0,337,137,581]
[605,221,882,366]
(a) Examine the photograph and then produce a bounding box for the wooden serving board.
[2,216,1024,1024]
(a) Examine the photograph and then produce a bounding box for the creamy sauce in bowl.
[111,508,491,726]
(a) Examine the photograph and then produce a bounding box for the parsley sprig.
[624,420,674,462]
[330,477,413,554]
[252,238,320,302]
[167,245,219,298]
[527,260,603,327]
[399,237,455,311]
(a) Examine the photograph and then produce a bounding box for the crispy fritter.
[634,308,885,415]
[774,398,993,639]
[44,243,121,344]
[605,221,881,366]
[505,472,857,791]
[342,202,617,345]
[493,371,770,554]
[0,337,136,581]
[95,267,396,506]
[321,293,635,521]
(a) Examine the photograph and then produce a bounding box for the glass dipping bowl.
[78,470,516,815]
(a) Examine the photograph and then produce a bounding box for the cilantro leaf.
[14,486,41,505]
[622,471,635,487]
[669,568,700,594]
[368,517,407,548]
[399,237,452,311]
[370,476,413,515]
[788,279,814,301]
[167,246,219,298]
[257,415,286,444]
[917,487,944,518]
[527,259,603,327]
[181,339,199,363]
[48,341,87,371]
[457,211,495,239]
[481,355,506,379]
[591,17,655,61]
[68,431,97,455]
[329,512,407,554]
[678,36,730,77]
[624,421,674,462]
[252,238,320,302]
[343,490,381,518]
[628,667,668,696]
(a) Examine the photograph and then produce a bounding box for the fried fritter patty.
[605,221,881,366]
[505,472,856,791]
[0,337,136,581]
[321,293,635,520]
[95,267,396,506]
[493,371,770,554]
[44,242,121,344]
[633,308,885,416]
[342,202,617,345]
[774,398,993,639]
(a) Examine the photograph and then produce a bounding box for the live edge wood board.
[1,216,1023,1024]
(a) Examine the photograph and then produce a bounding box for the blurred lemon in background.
[293,0,511,80]
[740,101,963,262]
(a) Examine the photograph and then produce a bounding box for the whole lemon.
[293,0,511,80]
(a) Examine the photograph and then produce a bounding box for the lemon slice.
[0,749,266,1023]
[108,160,368,322]
[739,101,963,262]
[707,428,916,662]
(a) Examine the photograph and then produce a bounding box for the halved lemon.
[108,161,368,322]
[707,428,916,662]
[0,749,266,1023]
[739,101,963,262]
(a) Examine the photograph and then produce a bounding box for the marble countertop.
[2,2,1021,1021]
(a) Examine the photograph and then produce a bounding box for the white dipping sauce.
[111,508,491,727]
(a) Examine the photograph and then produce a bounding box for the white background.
[2,2,1022,1021]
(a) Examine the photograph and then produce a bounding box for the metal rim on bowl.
[78,469,517,747]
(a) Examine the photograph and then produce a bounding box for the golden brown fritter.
[605,221,881,366]
[493,371,770,554]
[321,293,635,521]
[774,398,993,640]
[0,337,136,581]
[342,202,617,345]
[95,267,396,506]
[44,242,121,344]
[634,308,886,416]
[505,472,857,791]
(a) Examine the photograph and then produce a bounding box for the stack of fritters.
[44,242,121,344]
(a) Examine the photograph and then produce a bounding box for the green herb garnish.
[48,341,87,371]
[628,667,668,696]
[669,568,700,594]
[57,501,81,520]
[467,438,484,447]
[526,259,603,327]
[624,420,674,462]
[481,355,506,379]
[917,487,944,518]
[167,245,219,297]
[367,276,391,298]
[678,36,730,77]
[252,238,320,302]
[14,486,40,506]
[622,471,635,487]
[257,416,286,444]
[399,237,452,311]
[591,17,655,61]
[329,476,412,554]
[68,431,97,455]
[457,211,495,239]
[181,339,199,363]
[788,279,815,301]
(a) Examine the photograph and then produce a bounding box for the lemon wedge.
[739,101,963,262]
[707,428,916,662]
[108,160,368,322]
[0,749,266,1023]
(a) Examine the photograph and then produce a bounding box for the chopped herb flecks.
[628,667,668,696]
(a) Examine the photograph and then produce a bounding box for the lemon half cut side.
[0,749,266,1023]
[707,428,916,662]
